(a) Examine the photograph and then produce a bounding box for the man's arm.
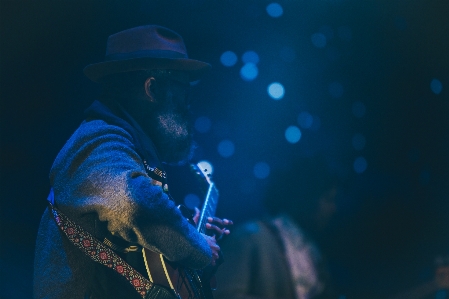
[49,120,212,269]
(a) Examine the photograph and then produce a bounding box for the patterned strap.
[48,202,153,298]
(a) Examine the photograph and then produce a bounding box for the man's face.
[149,73,195,165]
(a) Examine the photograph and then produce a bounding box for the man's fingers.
[205,223,222,234]
[192,207,200,225]
[207,216,233,227]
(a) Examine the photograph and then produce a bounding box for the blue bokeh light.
[329,82,344,98]
[353,156,368,174]
[242,51,260,64]
[352,133,366,151]
[240,63,258,81]
[285,126,302,144]
[253,162,270,179]
[430,78,443,95]
[311,33,327,48]
[352,101,366,118]
[190,80,200,86]
[220,51,238,67]
[217,140,235,158]
[297,111,313,129]
[268,82,285,100]
[266,3,283,18]
[194,116,212,133]
[184,193,200,209]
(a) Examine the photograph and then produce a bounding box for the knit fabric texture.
[33,101,211,299]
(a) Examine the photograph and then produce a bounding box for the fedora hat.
[83,25,211,82]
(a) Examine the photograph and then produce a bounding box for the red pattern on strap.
[50,204,152,298]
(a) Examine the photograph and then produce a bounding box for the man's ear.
[144,77,157,103]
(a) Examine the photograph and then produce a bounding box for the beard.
[150,108,196,165]
[119,77,196,165]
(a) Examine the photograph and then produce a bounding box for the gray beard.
[151,110,195,165]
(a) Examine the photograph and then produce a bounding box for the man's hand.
[193,208,233,266]
[201,233,221,266]
[205,217,232,240]
[193,208,233,240]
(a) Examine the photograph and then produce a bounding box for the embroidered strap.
[48,199,152,298]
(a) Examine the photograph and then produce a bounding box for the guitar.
[142,163,220,299]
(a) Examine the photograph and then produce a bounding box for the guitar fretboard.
[197,183,219,234]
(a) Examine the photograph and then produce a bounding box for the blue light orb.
[217,140,235,158]
[240,63,258,81]
[266,3,283,18]
[194,116,212,133]
[352,101,366,118]
[311,33,327,48]
[268,82,285,100]
[430,78,443,95]
[353,156,367,174]
[242,51,260,64]
[297,111,313,129]
[352,133,366,151]
[285,126,302,144]
[184,193,200,209]
[253,162,270,179]
[220,51,238,67]
[329,82,344,98]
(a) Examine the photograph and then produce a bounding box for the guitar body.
[141,163,219,299]
[142,248,213,299]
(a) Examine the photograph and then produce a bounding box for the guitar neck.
[197,183,219,234]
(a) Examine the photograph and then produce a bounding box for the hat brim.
[83,57,211,82]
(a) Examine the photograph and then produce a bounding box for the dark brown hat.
[83,25,211,82]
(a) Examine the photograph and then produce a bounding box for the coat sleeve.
[49,119,212,269]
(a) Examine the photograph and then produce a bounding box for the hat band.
[105,49,188,61]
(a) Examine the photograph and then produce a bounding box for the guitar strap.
[47,190,178,299]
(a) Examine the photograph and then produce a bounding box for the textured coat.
[33,101,211,298]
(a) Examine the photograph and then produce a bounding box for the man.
[34,25,231,299]
[214,157,339,299]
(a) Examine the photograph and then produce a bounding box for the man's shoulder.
[58,119,136,151]
[78,119,133,138]
[51,119,136,172]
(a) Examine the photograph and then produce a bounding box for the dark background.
[1,0,448,298]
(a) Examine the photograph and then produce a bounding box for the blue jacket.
[33,100,211,298]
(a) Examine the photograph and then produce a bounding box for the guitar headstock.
[190,162,214,191]
[190,161,219,233]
